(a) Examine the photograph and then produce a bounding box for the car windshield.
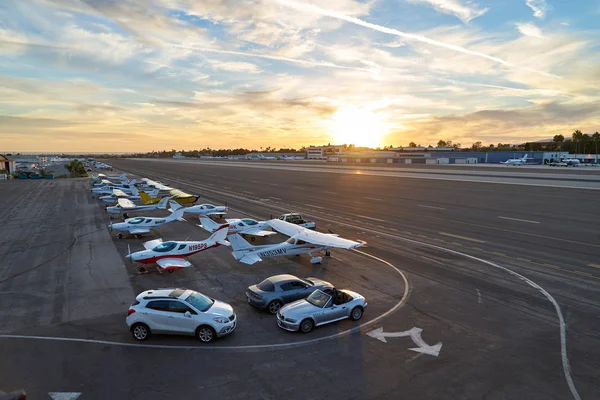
[153,242,177,252]
[129,218,144,224]
[257,279,275,292]
[185,292,214,312]
[306,290,331,308]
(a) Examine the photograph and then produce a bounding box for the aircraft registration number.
[188,243,207,251]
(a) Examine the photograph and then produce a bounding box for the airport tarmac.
[0,163,599,400]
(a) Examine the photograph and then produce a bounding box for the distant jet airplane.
[501,154,529,166]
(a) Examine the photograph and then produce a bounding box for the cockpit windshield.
[201,204,214,209]
[153,242,177,252]
[241,219,258,226]
[285,237,296,244]
[129,218,144,224]
[306,290,331,308]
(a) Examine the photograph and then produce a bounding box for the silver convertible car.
[277,288,367,333]
[246,274,333,314]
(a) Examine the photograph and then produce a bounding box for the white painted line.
[364,197,382,201]
[305,204,325,209]
[0,250,409,353]
[498,216,540,224]
[418,205,446,210]
[439,232,486,243]
[324,191,339,195]
[357,214,386,222]
[251,180,260,184]
[476,289,482,304]
[49,393,81,400]
[269,183,279,186]
[269,197,282,201]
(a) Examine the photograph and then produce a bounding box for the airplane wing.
[113,188,128,197]
[243,228,277,237]
[268,219,363,249]
[143,238,163,250]
[117,198,136,209]
[205,211,227,217]
[156,258,192,270]
[238,253,263,265]
[129,228,151,234]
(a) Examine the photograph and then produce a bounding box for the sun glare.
[329,107,387,148]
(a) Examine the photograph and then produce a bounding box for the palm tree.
[572,130,584,153]
[553,134,564,151]
[593,132,600,163]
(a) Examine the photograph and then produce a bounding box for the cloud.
[526,0,547,19]
[515,22,544,39]
[276,0,558,78]
[409,0,488,23]
[212,61,263,73]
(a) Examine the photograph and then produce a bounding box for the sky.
[1,0,599,152]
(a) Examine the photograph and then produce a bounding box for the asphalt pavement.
[0,160,598,400]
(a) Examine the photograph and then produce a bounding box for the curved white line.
[391,236,581,400]
[0,250,410,352]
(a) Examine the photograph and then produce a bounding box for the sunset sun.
[329,107,387,148]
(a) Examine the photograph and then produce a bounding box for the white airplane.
[108,203,186,239]
[92,180,137,196]
[125,224,230,273]
[106,196,168,219]
[170,203,228,217]
[501,154,529,165]
[199,216,276,241]
[102,172,129,181]
[100,187,159,205]
[228,219,364,265]
[562,158,581,166]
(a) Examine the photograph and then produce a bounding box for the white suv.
[126,288,236,343]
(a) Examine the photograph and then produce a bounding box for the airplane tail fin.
[522,154,528,160]
[120,173,127,180]
[228,233,254,251]
[139,191,151,204]
[207,223,230,246]
[148,188,159,197]
[129,179,136,186]
[156,196,169,209]
[167,204,186,222]
[130,186,139,196]
[198,216,221,233]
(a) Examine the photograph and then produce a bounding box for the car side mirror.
[184,311,192,318]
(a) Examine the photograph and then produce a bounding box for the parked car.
[246,274,333,314]
[126,288,236,343]
[277,288,367,333]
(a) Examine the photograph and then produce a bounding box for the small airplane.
[228,219,364,265]
[125,223,230,273]
[199,216,276,241]
[100,188,160,205]
[109,202,186,239]
[91,180,137,196]
[171,203,228,217]
[562,158,581,166]
[106,196,169,219]
[138,187,199,205]
[501,154,529,165]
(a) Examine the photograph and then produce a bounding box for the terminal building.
[325,150,598,165]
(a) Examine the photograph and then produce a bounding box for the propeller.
[109,222,113,232]
[126,244,132,264]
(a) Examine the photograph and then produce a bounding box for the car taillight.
[127,309,136,316]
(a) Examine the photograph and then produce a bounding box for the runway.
[0,159,598,400]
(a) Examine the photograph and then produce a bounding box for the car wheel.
[350,306,363,321]
[131,323,151,341]
[300,319,314,333]
[267,300,283,314]
[196,325,216,343]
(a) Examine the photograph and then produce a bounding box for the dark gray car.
[246,274,333,314]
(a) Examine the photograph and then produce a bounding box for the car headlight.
[213,317,229,324]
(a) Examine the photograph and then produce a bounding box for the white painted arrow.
[48,393,81,400]
[366,327,442,357]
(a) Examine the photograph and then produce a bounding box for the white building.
[173,152,185,159]
[306,145,344,159]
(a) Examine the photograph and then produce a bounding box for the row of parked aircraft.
[91,173,365,274]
